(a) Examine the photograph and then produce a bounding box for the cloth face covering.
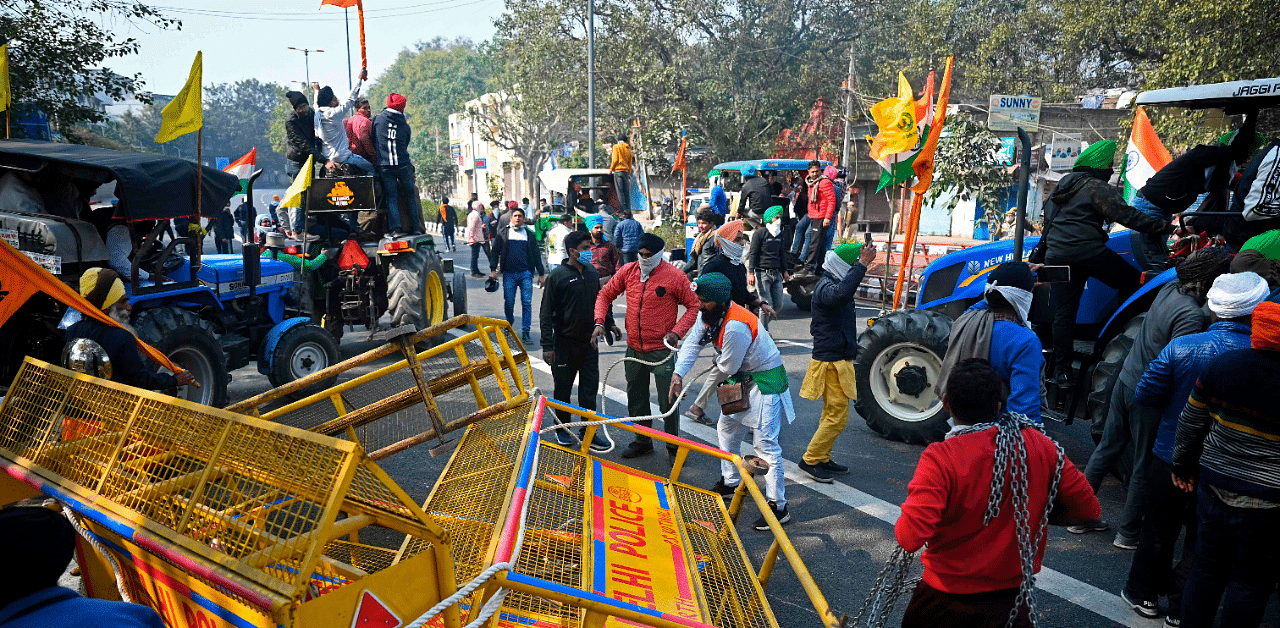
[824,249,851,278]
[577,249,593,265]
[985,284,1034,329]
[767,219,782,236]
[638,254,660,281]
[716,235,743,265]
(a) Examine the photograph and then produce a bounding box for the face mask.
[577,249,593,265]
[716,236,743,266]
[638,254,660,280]
[766,220,782,236]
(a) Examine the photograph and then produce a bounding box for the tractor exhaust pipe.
[1013,127,1031,262]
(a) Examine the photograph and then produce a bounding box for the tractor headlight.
[62,338,113,380]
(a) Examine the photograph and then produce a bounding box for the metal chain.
[951,412,1064,628]
[849,546,917,628]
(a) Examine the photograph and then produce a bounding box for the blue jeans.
[286,160,308,231]
[503,269,534,333]
[339,152,375,174]
[380,165,421,233]
[791,215,811,255]
[441,224,455,249]
[1180,484,1280,628]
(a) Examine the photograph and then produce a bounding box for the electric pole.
[841,39,856,169]
[287,47,324,89]
[587,0,596,168]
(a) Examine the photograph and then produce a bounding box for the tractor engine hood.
[198,254,296,296]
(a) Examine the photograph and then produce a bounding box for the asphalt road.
[212,234,1277,627]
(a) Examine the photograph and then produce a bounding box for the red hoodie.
[594,259,699,352]
[895,427,1099,594]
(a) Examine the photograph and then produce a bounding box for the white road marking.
[526,356,1149,627]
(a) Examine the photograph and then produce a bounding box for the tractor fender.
[128,285,223,311]
[1098,267,1178,343]
[257,317,314,375]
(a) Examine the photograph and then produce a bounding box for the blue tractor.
[0,140,339,407]
[853,77,1280,443]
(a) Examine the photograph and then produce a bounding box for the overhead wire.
[148,0,495,21]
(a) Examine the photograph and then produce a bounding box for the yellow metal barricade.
[228,315,533,460]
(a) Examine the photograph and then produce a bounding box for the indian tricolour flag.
[1120,107,1172,203]
[873,75,934,192]
[222,148,257,195]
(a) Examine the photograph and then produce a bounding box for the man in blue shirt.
[492,207,547,344]
[0,506,164,627]
[708,169,728,217]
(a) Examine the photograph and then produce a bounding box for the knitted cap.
[638,232,665,254]
[387,93,407,112]
[79,268,126,311]
[716,219,744,241]
[986,261,1035,291]
[1074,140,1117,170]
[834,242,863,265]
[285,91,308,108]
[692,272,732,303]
[317,86,336,107]
[763,206,782,224]
[1220,129,1267,154]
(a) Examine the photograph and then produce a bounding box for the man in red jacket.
[799,160,837,275]
[593,232,699,458]
[895,358,1101,627]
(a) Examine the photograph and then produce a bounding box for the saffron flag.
[671,137,687,175]
[320,0,367,70]
[222,148,257,195]
[0,241,182,374]
[909,57,954,194]
[1121,106,1172,203]
[280,155,314,209]
[320,0,361,6]
[155,52,203,143]
[0,42,10,113]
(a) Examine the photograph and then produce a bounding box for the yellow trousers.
[800,359,857,466]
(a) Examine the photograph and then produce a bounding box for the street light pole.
[841,39,856,169]
[287,47,325,89]
[587,0,596,168]
[345,9,352,90]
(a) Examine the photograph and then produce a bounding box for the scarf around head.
[716,235,743,265]
[985,284,1034,329]
[824,249,851,279]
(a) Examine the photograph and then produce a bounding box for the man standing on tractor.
[797,242,875,483]
[798,162,837,276]
[312,69,371,174]
[669,272,795,530]
[492,206,546,345]
[593,233,699,459]
[374,93,422,237]
[65,268,196,390]
[283,91,318,240]
[610,134,634,212]
[1028,140,1175,388]
[541,230,613,453]
[708,169,728,217]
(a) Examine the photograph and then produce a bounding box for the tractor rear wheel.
[1087,313,1145,443]
[854,309,952,444]
[386,247,447,332]
[133,307,229,407]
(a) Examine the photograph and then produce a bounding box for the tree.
[366,38,494,195]
[466,91,578,202]
[0,1,179,131]
[925,113,1010,232]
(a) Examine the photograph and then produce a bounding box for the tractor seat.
[337,239,370,271]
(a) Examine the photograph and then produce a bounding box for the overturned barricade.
[0,315,840,627]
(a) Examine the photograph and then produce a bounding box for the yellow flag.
[0,43,10,113]
[867,72,919,161]
[280,155,314,209]
[155,51,203,143]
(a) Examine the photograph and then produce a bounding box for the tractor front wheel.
[854,309,952,444]
[268,323,340,399]
[132,307,229,408]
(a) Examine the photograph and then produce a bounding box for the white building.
[447,92,535,206]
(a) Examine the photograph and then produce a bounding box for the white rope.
[404,393,544,628]
[540,338,717,444]
[62,506,132,603]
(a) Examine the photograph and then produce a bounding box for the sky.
[103,0,503,96]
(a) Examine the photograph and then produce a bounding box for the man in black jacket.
[283,91,319,239]
[739,165,772,226]
[491,207,547,344]
[798,242,874,482]
[374,93,422,236]
[541,230,612,452]
[747,206,791,329]
[65,268,196,391]
[1029,141,1175,383]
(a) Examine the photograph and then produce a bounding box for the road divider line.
[526,356,1148,628]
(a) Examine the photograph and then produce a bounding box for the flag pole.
[196,127,203,225]
[881,155,898,314]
